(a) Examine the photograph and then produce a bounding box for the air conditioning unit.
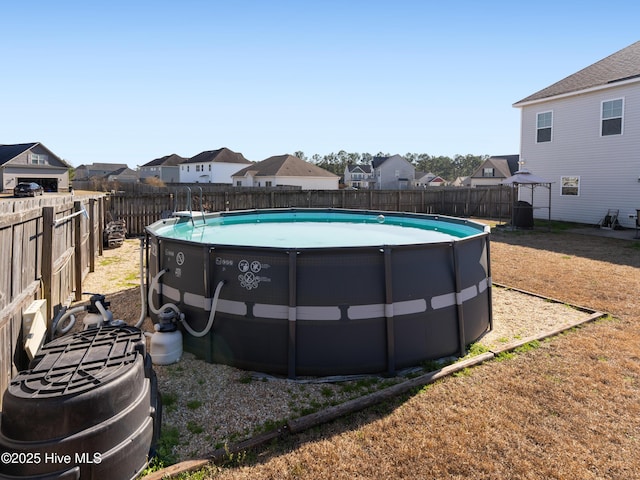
[23,299,47,360]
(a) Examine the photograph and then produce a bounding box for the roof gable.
[142,153,186,167]
[0,143,38,165]
[233,155,338,178]
[185,147,251,165]
[515,41,640,105]
[347,164,372,174]
[108,167,137,176]
[372,154,411,169]
[0,142,70,168]
[372,156,390,168]
[472,155,519,178]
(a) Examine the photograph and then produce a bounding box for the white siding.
[233,175,338,189]
[179,162,248,184]
[274,176,339,190]
[520,81,640,228]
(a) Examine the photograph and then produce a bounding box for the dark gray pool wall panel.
[148,240,491,377]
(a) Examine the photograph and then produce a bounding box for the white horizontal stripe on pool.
[253,304,342,321]
[161,285,181,303]
[431,285,478,310]
[169,277,489,321]
[347,299,427,320]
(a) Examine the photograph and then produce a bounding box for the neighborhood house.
[179,148,251,184]
[232,154,339,189]
[0,143,70,193]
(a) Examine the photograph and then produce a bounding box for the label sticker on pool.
[237,259,271,290]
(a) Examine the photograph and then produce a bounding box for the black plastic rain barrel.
[0,326,160,480]
[513,200,534,229]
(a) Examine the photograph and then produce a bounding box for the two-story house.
[513,40,640,228]
[344,164,374,189]
[0,142,70,192]
[139,153,186,183]
[179,147,251,184]
[372,155,415,190]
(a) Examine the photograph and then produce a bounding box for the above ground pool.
[145,208,492,377]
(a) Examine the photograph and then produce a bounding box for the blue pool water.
[153,211,483,248]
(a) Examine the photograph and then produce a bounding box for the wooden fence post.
[74,201,82,301]
[41,207,54,326]
[89,198,96,273]
[98,196,104,256]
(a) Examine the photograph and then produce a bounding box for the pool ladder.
[173,186,207,226]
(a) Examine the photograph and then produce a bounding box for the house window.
[208,165,211,171]
[30,153,48,164]
[483,168,494,177]
[236,181,242,186]
[187,166,189,172]
[601,99,623,136]
[536,111,552,143]
[265,181,273,187]
[196,165,200,172]
[561,176,580,196]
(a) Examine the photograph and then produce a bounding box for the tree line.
[294,151,488,181]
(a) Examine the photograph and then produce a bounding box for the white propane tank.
[150,323,183,365]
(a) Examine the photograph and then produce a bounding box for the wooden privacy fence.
[0,194,104,408]
[107,186,514,236]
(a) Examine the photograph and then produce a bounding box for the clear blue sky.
[1,1,638,168]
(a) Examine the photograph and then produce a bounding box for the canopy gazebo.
[501,168,553,229]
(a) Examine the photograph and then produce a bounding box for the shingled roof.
[471,155,520,179]
[233,155,338,178]
[142,153,187,167]
[514,40,640,105]
[0,143,38,165]
[183,147,250,165]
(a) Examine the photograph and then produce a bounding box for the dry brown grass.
[195,229,640,480]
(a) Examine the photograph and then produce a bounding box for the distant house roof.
[372,156,391,168]
[346,164,373,173]
[86,163,128,172]
[0,143,38,165]
[491,155,520,175]
[184,147,251,165]
[471,155,520,179]
[0,142,70,168]
[452,176,471,187]
[108,167,135,176]
[514,41,640,105]
[415,171,435,181]
[233,155,338,178]
[142,153,187,167]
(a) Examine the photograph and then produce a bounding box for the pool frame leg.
[452,242,467,357]
[383,248,396,376]
[288,251,298,379]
